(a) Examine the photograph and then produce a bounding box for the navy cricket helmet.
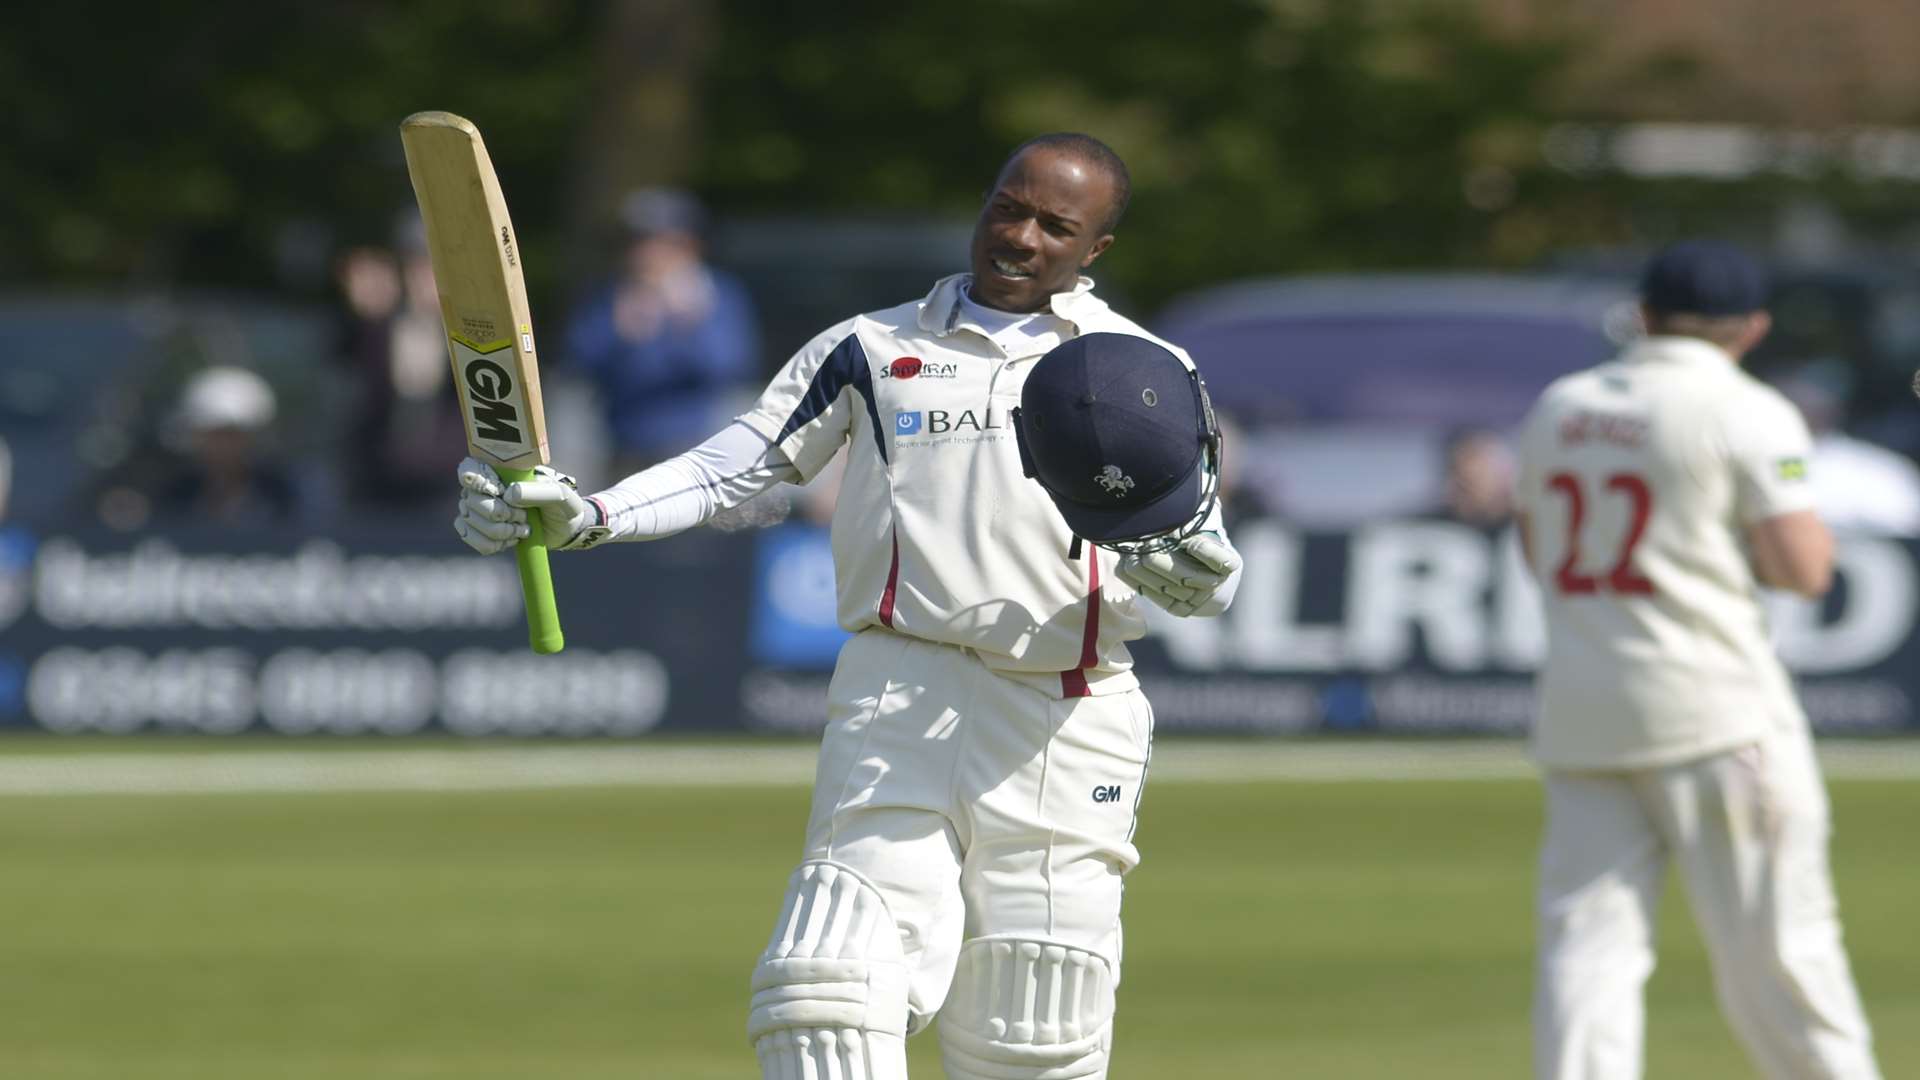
[1012,332,1222,555]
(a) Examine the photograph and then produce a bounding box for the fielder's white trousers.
[1533,730,1880,1080]
[753,628,1153,1078]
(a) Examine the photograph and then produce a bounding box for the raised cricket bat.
[399,111,563,654]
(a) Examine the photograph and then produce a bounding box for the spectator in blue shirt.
[565,188,760,476]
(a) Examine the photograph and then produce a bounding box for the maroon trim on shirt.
[878,529,901,628]
[1060,552,1101,698]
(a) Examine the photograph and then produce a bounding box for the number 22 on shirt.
[1543,471,1656,596]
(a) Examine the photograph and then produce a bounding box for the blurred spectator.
[565,187,759,477]
[154,367,300,526]
[1773,364,1920,535]
[1429,426,1518,527]
[333,215,471,511]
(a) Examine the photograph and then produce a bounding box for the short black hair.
[998,132,1132,236]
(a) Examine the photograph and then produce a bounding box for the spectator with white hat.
[157,366,300,526]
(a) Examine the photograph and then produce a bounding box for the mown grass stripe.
[0,740,1911,796]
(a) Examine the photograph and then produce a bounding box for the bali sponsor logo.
[891,407,1013,447]
[924,408,1006,434]
[881,356,958,380]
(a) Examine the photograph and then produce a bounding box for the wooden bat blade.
[400,110,563,654]
[398,111,550,472]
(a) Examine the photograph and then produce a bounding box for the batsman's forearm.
[591,421,800,541]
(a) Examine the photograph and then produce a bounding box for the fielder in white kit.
[1514,241,1880,1080]
[452,133,1242,1079]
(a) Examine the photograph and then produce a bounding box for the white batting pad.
[755,1026,901,1080]
[939,937,1115,1079]
[750,861,910,1080]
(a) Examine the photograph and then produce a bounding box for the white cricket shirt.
[1515,336,1820,768]
[737,273,1221,699]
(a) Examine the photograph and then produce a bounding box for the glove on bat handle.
[495,465,565,654]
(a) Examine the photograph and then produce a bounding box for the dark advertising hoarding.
[1,520,1913,736]
[0,525,754,736]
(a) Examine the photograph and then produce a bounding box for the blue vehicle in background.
[1155,261,1920,526]
[1154,274,1638,525]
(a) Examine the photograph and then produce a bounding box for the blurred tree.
[0,1,1608,315]
[7,0,1913,324]
[692,0,1605,311]
[0,2,598,309]
[559,0,714,280]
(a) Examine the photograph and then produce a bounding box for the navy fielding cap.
[1014,332,1217,546]
[1640,240,1769,316]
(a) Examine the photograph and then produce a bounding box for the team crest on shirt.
[1095,465,1135,496]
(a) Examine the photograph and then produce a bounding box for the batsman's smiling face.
[969,146,1117,314]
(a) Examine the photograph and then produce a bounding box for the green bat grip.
[495,465,565,654]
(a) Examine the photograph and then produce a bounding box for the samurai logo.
[1094,465,1135,497]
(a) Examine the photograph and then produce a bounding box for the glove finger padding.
[1118,534,1241,617]
[499,467,607,551]
[460,512,529,543]
[453,515,524,555]
[457,456,505,497]
[1123,577,1203,616]
[502,476,580,509]
[1128,550,1230,591]
[461,490,524,524]
[1117,558,1201,602]
[1181,535,1241,576]
[453,457,540,556]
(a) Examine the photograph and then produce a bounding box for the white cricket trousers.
[750,628,1153,1079]
[1533,729,1880,1080]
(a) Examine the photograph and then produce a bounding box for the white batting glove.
[454,457,609,555]
[1117,533,1242,617]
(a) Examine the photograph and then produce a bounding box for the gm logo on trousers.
[894,411,923,436]
[1091,784,1123,803]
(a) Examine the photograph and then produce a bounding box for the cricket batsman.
[1515,241,1882,1079]
[453,133,1241,1078]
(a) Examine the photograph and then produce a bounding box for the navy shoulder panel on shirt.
[777,331,888,462]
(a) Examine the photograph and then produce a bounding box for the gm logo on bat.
[465,356,524,444]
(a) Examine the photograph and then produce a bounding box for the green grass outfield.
[0,738,1913,1078]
